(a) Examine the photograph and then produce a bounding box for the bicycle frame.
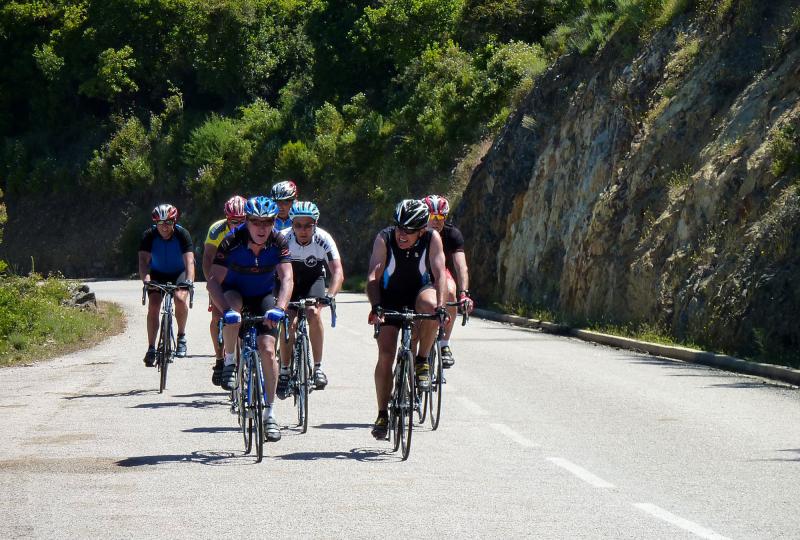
[230,316,268,463]
[142,282,194,393]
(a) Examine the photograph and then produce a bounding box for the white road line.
[456,396,488,416]
[546,457,615,488]
[633,503,731,540]
[490,423,539,448]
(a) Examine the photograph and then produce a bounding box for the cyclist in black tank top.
[366,200,448,440]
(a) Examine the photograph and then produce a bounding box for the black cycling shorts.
[290,275,327,303]
[379,284,435,328]
[238,294,278,338]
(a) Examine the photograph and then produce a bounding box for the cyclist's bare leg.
[307,305,324,364]
[280,313,298,368]
[258,334,279,404]
[443,276,457,341]
[146,292,163,347]
[174,289,189,334]
[221,291,243,356]
[415,288,438,356]
[375,326,399,411]
[209,304,223,359]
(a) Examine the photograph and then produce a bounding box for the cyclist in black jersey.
[366,199,448,440]
[423,195,474,368]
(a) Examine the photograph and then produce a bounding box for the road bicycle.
[142,282,194,393]
[373,308,445,461]
[417,300,469,430]
[227,314,269,463]
[282,296,336,434]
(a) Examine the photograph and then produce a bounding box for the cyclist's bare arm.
[202,243,217,281]
[326,258,344,297]
[274,261,292,312]
[182,251,196,281]
[366,234,387,324]
[138,251,152,282]
[206,264,229,312]
[451,251,469,293]
[428,230,447,309]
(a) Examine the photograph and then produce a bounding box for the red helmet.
[152,203,179,222]
[422,195,450,217]
[224,195,246,219]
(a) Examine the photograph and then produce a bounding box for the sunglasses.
[156,220,175,226]
[248,218,275,227]
[398,226,423,235]
[429,214,446,221]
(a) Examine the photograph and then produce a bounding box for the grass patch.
[768,123,800,177]
[341,273,367,294]
[0,275,126,367]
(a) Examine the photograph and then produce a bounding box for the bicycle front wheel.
[239,350,252,455]
[398,350,414,460]
[158,313,172,393]
[429,343,443,430]
[253,354,265,463]
[297,336,310,433]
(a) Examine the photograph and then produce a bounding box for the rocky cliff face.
[459,3,800,360]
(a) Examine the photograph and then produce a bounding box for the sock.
[266,403,275,420]
[223,352,235,366]
[377,409,388,419]
[415,355,428,366]
[280,365,289,374]
[439,339,449,348]
[314,363,321,370]
[178,333,185,338]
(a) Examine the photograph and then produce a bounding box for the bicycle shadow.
[62,389,157,400]
[173,392,228,398]
[130,399,225,410]
[182,426,240,434]
[313,423,373,430]
[116,450,242,467]
[273,447,396,462]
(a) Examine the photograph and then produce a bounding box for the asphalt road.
[1,280,799,539]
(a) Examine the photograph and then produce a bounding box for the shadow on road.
[273,447,395,462]
[313,423,373,430]
[172,392,228,398]
[182,426,240,434]
[130,399,225,409]
[116,450,241,467]
[63,389,157,400]
[752,449,800,463]
[182,354,215,359]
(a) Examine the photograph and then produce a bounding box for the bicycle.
[142,282,194,393]
[417,300,469,430]
[282,296,337,434]
[226,314,268,463]
[373,308,445,461]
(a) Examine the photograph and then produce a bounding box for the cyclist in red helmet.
[422,195,474,369]
[138,204,195,366]
[203,195,247,386]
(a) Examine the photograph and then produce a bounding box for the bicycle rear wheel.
[399,350,414,460]
[253,354,265,463]
[416,352,431,424]
[239,350,252,455]
[158,313,171,393]
[390,354,402,452]
[429,343,443,430]
[297,336,310,433]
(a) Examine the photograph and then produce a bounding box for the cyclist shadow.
[62,389,157,400]
[116,450,241,467]
[312,423,373,430]
[130,399,226,409]
[273,447,396,463]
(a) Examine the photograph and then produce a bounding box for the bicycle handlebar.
[446,300,470,327]
[142,282,195,308]
[286,296,337,328]
[372,308,446,339]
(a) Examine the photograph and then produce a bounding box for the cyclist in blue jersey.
[206,196,293,443]
[138,204,195,366]
[270,180,297,232]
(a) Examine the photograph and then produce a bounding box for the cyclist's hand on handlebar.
[223,309,241,324]
[435,305,450,323]
[264,307,286,328]
[458,290,474,314]
[178,278,194,288]
[368,305,384,325]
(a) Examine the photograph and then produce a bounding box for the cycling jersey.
[281,226,340,290]
[139,224,193,275]
[213,226,290,298]
[204,219,236,248]
[440,222,465,274]
[378,226,433,310]
[275,216,292,233]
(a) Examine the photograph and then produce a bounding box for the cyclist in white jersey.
[270,180,297,232]
[276,201,344,396]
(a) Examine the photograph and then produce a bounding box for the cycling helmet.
[270,180,298,201]
[224,195,247,219]
[289,201,320,222]
[244,196,278,218]
[422,194,450,217]
[394,199,429,230]
[152,203,178,222]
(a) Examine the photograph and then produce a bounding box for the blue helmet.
[244,196,278,218]
[289,201,320,222]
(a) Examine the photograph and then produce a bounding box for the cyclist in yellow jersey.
[203,195,247,386]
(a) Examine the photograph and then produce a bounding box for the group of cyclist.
[138,180,473,444]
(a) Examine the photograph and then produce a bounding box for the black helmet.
[394,199,429,230]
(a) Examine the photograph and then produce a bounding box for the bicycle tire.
[240,349,252,455]
[390,353,402,452]
[399,350,414,460]
[253,353,265,463]
[159,312,171,393]
[429,343,443,430]
[416,352,431,424]
[297,335,310,433]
